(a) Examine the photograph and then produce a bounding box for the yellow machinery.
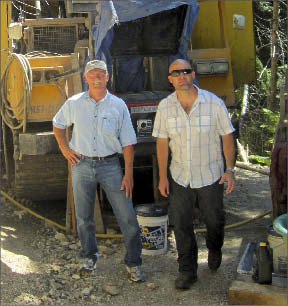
[191,1,255,106]
[1,1,11,78]
[3,55,73,123]
[1,2,86,200]
[1,53,75,200]
[1,0,255,202]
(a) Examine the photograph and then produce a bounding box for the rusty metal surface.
[14,154,68,201]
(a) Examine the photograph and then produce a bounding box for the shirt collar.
[192,85,205,105]
[172,85,205,106]
[85,90,110,104]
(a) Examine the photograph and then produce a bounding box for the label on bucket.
[140,225,165,250]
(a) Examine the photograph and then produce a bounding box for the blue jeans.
[71,156,142,267]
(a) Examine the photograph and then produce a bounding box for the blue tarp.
[91,0,199,92]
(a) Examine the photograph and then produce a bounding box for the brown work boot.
[175,273,197,290]
[126,265,145,282]
[208,250,222,271]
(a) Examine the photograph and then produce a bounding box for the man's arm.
[156,137,169,197]
[121,144,134,199]
[219,133,236,194]
[53,125,81,166]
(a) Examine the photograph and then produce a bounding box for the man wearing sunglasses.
[152,59,235,289]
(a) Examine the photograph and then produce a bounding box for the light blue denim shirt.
[53,91,137,157]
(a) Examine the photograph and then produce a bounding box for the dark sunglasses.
[168,69,193,77]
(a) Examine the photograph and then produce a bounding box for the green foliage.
[260,108,280,136]
[240,105,280,157]
[238,1,286,160]
[257,1,273,12]
[248,155,271,166]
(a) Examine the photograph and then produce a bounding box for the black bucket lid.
[135,204,168,217]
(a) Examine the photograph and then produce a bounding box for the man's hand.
[121,145,134,199]
[219,171,235,194]
[121,173,134,199]
[60,146,81,166]
[53,126,81,166]
[158,177,170,198]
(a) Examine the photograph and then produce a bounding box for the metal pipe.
[35,0,41,18]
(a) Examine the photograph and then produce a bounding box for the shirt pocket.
[102,115,118,136]
[167,117,183,135]
[195,116,212,133]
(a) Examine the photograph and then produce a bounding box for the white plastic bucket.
[268,232,288,274]
[136,204,168,256]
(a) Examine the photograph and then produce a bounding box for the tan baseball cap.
[84,60,107,75]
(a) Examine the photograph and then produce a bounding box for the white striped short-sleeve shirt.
[152,87,235,188]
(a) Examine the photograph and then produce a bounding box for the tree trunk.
[239,84,249,133]
[268,0,279,111]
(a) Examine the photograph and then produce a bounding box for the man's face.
[84,68,109,90]
[168,62,195,92]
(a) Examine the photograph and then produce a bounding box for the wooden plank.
[228,279,287,305]
[66,164,76,234]
[72,0,99,3]
[152,154,159,202]
[14,154,68,200]
[23,17,86,26]
[71,53,83,94]
[94,189,105,234]
[87,13,94,60]
[65,127,76,234]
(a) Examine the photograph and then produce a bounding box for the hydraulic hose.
[194,209,272,233]
[1,189,271,238]
[1,53,32,133]
[0,190,123,238]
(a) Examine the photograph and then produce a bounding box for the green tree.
[238,1,287,162]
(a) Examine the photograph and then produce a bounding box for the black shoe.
[175,273,197,290]
[208,250,222,271]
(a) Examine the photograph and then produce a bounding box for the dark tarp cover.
[89,0,199,92]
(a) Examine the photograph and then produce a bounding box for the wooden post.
[94,188,105,234]
[269,0,279,111]
[71,52,83,94]
[152,154,159,202]
[66,164,76,235]
[65,127,76,234]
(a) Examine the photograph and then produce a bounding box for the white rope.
[11,0,38,17]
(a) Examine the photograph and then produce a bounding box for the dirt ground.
[0,167,273,305]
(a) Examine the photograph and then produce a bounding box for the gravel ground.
[0,167,272,305]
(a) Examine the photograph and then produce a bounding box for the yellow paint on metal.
[224,1,255,86]
[192,1,223,49]
[6,55,73,121]
[189,48,235,106]
[1,1,11,79]
[192,0,255,88]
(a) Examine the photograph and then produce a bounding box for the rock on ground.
[0,168,272,305]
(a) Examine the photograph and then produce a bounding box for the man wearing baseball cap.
[53,60,144,282]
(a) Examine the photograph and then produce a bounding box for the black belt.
[81,153,118,161]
